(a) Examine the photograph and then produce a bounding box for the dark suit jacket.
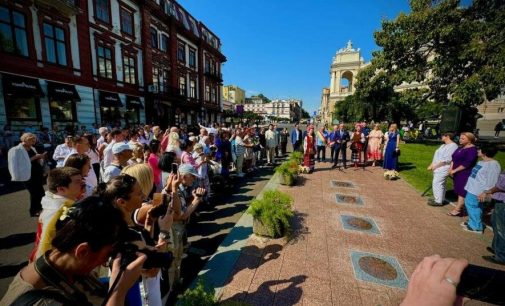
[290,129,302,144]
[329,130,350,146]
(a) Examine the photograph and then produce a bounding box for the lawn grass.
[398,143,505,194]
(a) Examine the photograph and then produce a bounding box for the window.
[50,99,75,122]
[0,6,29,56]
[160,34,168,51]
[97,45,113,79]
[120,7,134,36]
[189,79,196,98]
[189,49,196,68]
[204,57,210,73]
[123,53,136,84]
[150,27,158,48]
[6,97,39,120]
[205,85,210,101]
[95,0,110,24]
[124,108,139,125]
[153,66,169,92]
[179,76,186,96]
[177,42,185,62]
[499,107,504,113]
[43,23,67,65]
[211,87,216,102]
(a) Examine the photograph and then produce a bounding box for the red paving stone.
[219,162,504,305]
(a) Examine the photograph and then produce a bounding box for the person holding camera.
[98,171,175,305]
[1,196,146,306]
[168,164,206,292]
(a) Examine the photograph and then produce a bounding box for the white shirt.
[53,143,73,167]
[102,164,123,183]
[265,130,277,147]
[432,142,458,173]
[102,140,116,169]
[465,160,501,195]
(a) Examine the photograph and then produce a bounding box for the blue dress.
[383,131,399,170]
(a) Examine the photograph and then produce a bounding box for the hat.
[112,143,132,154]
[178,164,200,178]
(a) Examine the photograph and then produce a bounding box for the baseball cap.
[112,143,132,154]
[178,164,200,178]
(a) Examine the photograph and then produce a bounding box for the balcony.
[35,0,81,16]
[204,71,223,82]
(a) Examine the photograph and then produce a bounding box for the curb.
[189,172,281,298]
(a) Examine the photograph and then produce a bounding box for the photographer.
[97,172,175,306]
[168,164,206,292]
[1,196,145,306]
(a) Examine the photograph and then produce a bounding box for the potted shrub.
[288,151,303,164]
[247,190,294,238]
[275,160,298,186]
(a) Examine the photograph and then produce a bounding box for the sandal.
[447,210,464,217]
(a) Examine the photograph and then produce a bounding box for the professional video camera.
[116,242,172,270]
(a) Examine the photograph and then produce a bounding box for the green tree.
[374,0,505,108]
[301,108,310,119]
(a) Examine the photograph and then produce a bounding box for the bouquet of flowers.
[384,170,400,180]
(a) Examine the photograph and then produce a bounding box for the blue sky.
[178,0,414,114]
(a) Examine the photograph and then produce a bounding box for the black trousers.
[281,142,287,155]
[25,175,44,215]
[293,141,301,152]
[317,146,326,161]
[333,145,347,167]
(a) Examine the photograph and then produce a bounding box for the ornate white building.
[321,41,369,124]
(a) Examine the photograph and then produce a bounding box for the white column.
[330,70,335,94]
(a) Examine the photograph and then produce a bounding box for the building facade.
[222,85,245,105]
[0,0,225,132]
[244,98,302,122]
[320,40,368,125]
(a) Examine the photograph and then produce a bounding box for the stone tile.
[333,293,362,306]
[301,276,332,302]
[226,267,255,292]
[218,286,248,302]
[251,257,283,285]
[245,281,276,306]
[358,287,392,306]
[279,258,308,280]
[303,297,333,306]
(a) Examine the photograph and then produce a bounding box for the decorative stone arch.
[340,70,354,93]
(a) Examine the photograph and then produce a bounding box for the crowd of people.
[1,120,503,305]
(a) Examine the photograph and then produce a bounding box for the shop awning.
[99,91,123,107]
[126,95,144,108]
[2,74,45,98]
[47,81,80,101]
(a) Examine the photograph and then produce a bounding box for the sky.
[177,0,414,114]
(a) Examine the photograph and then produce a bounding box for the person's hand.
[477,192,489,203]
[192,187,206,200]
[449,169,456,176]
[427,165,433,171]
[110,252,147,294]
[158,208,173,232]
[401,255,468,306]
[168,173,182,192]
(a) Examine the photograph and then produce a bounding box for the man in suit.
[290,123,303,152]
[330,123,350,169]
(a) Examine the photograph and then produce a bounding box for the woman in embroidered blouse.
[447,132,478,217]
[367,124,384,167]
[350,125,365,167]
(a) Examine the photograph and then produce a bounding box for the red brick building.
[0,0,225,131]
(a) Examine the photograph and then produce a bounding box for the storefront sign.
[2,73,45,98]
[47,81,80,101]
[99,91,123,107]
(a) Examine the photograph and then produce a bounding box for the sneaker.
[459,221,468,227]
[463,225,483,234]
[427,199,443,206]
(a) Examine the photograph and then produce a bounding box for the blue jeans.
[492,201,505,262]
[465,193,484,231]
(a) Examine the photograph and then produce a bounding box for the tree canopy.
[337,0,504,123]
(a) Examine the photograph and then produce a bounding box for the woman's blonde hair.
[389,123,398,132]
[121,164,153,197]
[460,132,476,144]
[374,123,380,129]
[168,132,180,146]
[20,133,36,142]
[131,143,144,157]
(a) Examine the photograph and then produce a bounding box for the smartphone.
[456,263,505,305]
[171,163,178,174]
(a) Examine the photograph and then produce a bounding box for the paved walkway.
[217,162,503,306]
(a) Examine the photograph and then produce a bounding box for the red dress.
[303,135,315,170]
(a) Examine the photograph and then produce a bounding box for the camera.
[117,242,172,270]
